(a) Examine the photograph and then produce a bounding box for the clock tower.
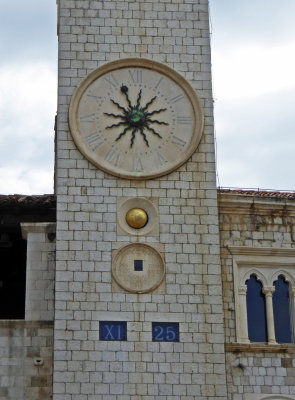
[54,1,227,399]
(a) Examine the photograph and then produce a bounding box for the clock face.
[69,59,204,179]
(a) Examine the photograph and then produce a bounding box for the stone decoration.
[117,197,159,237]
[112,243,165,293]
[125,208,148,229]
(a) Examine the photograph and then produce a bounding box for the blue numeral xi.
[100,321,127,341]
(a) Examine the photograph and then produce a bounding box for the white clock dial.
[69,58,204,179]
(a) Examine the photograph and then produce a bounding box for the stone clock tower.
[54,0,227,399]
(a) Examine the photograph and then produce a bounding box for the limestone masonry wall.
[0,321,53,400]
[225,350,295,400]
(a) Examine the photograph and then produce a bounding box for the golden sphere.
[125,208,148,229]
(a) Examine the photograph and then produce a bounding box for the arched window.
[273,275,293,343]
[230,246,295,344]
[246,274,267,342]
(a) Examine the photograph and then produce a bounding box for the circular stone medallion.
[112,243,165,293]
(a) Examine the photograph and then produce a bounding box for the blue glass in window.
[246,274,267,342]
[99,321,127,341]
[152,322,179,342]
[273,275,292,343]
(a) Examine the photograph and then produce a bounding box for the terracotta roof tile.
[218,188,295,199]
[0,194,56,206]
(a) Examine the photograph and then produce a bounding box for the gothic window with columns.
[246,274,267,342]
[230,247,295,344]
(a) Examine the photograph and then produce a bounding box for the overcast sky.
[0,0,294,194]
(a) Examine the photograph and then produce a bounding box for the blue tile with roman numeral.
[99,321,127,341]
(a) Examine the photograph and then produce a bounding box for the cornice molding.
[21,222,56,240]
[227,246,295,258]
[218,193,295,216]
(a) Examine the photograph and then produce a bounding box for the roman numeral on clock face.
[80,113,95,123]
[155,151,168,166]
[85,132,103,151]
[86,91,101,100]
[170,94,184,104]
[176,116,192,125]
[132,156,144,171]
[171,136,187,150]
[103,73,119,89]
[104,149,120,166]
[154,77,164,90]
[128,69,143,84]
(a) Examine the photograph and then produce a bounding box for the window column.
[291,286,295,339]
[262,286,277,344]
[238,285,250,343]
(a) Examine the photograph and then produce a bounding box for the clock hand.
[136,89,142,108]
[105,88,167,148]
[120,85,132,108]
[110,99,127,113]
[115,126,131,142]
[145,108,167,116]
[144,125,162,139]
[141,96,157,111]
[146,119,169,125]
[105,121,127,129]
[130,128,137,148]
[104,112,125,119]
[139,128,149,147]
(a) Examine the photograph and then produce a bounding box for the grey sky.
[210,0,295,43]
[0,0,57,194]
[0,0,56,61]
[210,0,295,190]
[0,0,294,194]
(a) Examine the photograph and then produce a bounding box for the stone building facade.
[0,1,295,399]
[1,190,295,399]
[219,190,295,400]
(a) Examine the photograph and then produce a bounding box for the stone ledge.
[226,342,295,354]
[0,320,54,328]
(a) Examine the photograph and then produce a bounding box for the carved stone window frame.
[229,246,295,344]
